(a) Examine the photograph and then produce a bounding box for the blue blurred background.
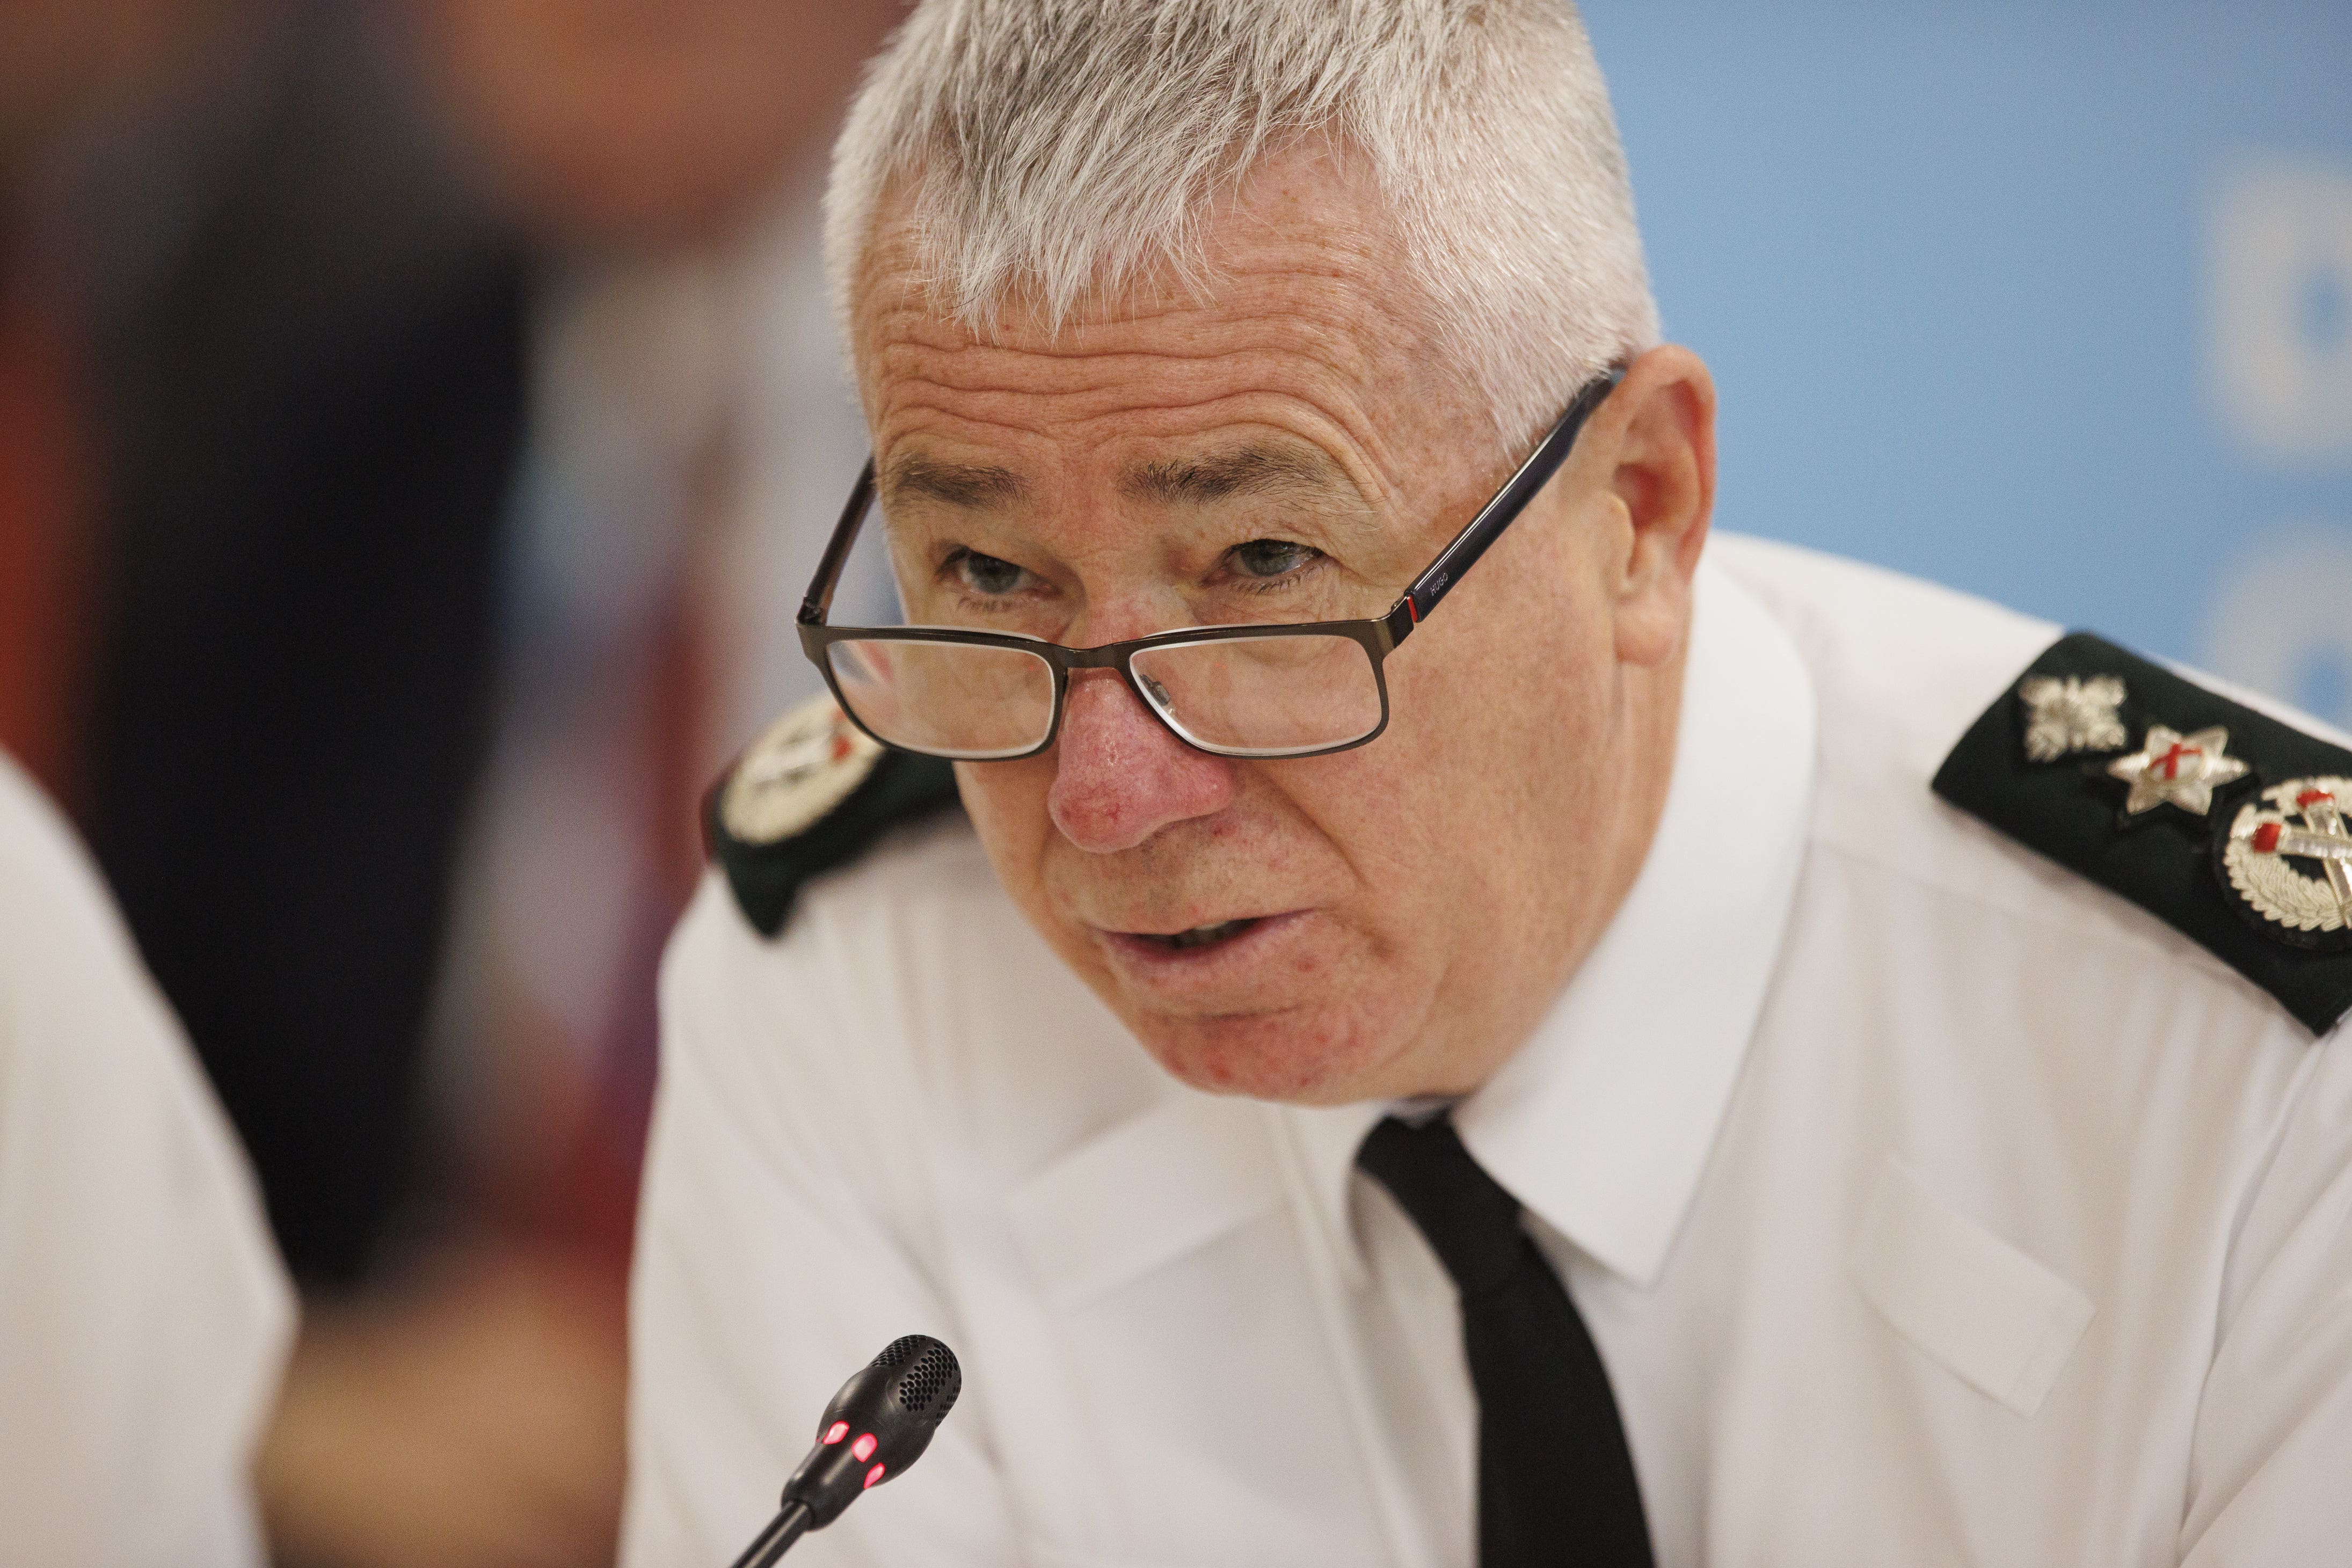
[1583,0,2352,721]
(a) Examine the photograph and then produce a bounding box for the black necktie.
[1357,1114,1655,1568]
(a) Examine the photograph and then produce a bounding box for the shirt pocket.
[1847,1158,2096,1419]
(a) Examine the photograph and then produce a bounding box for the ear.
[1587,345,1717,668]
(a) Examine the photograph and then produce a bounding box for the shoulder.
[661,799,1164,1249]
[0,755,123,944]
[0,755,293,1528]
[1713,533,2352,1039]
[0,755,181,1061]
[701,695,965,938]
[671,732,1007,1085]
[668,804,1008,1037]
[1709,533,2060,914]
[0,752,270,1160]
[667,702,1150,1154]
[1709,533,2060,791]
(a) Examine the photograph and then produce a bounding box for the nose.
[1047,668,1236,853]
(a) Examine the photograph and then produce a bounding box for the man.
[0,750,293,1565]
[623,3,2352,1564]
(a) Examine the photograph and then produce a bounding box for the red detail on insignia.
[822,1422,849,1445]
[864,1463,886,1489]
[850,1432,878,1462]
[2298,789,2334,809]
[2152,741,2203,779]
[1407,598,1419,625]
[2253,822,2283,854]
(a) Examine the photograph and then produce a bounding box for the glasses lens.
[827,638,1057,759]
[1128,633,1383,756]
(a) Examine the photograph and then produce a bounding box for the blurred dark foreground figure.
[3,0,903,1563]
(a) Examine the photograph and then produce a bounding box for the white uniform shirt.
[0,757,295,1566]
[623,536,2352,1567]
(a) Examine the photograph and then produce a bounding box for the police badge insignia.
[2104,725,2248,818]
[2018,674,2127,762]
[1934,631,2352,1035]
[2220,779,2352,949]
[720,699,885,846]
[705,694,962,937]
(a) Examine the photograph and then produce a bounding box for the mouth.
[1096,908,1295,961]
[1093,911,1306,985]
[1131,917,1263,952]
[1083,907,1342,1023]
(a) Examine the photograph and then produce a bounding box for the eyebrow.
[1119,443,1355,507]
[880,454,1031,510]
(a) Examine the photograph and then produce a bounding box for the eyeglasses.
[798,366,1623,761]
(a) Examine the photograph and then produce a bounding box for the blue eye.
[948,549,1029,596]
[1230,539,1322,579]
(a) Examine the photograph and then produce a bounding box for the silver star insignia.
[2018,674,2128,762]
[2105,724,2249,816]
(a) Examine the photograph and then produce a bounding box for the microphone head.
[780,1336,963,1528]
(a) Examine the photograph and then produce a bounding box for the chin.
[1129,1004,1405,1105]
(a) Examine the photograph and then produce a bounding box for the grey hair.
[824,0,1660,449]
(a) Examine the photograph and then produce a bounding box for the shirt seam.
[1805,816,2279,1013]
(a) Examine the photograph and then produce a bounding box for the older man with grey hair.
[622,4,2352,1565]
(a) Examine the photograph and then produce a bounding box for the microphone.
[727,1335,964,1568]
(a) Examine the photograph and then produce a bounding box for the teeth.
[1152,919,1253,950]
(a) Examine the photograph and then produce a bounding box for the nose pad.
[1137,672,1175,719]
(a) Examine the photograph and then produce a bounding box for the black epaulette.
[703,696,962,938]
[1934,631,2352,1035]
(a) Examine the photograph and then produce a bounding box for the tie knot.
[1356,1114,1533,1297]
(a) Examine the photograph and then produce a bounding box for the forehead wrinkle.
[861,275,1443,521]
[866,328,1387,403]
[862,250,1417,401]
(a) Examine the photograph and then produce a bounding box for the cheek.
[1370,568,1618,893]
[953,757,1058,903]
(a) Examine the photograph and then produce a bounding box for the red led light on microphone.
[760,1333,960,1558]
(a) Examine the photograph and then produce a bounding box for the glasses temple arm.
[800,459,878,625]
[1386,367,1623,644]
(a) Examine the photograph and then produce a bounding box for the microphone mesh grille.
[872,1335,927,1369]
[897,1343,962,1418]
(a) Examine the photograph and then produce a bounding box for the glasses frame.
[798,364,1625,761]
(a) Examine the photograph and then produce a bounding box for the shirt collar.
[1284,555,1818,1290]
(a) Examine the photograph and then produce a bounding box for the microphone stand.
[729,1501,813,1568]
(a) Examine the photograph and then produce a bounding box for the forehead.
[846,148,1463,473]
